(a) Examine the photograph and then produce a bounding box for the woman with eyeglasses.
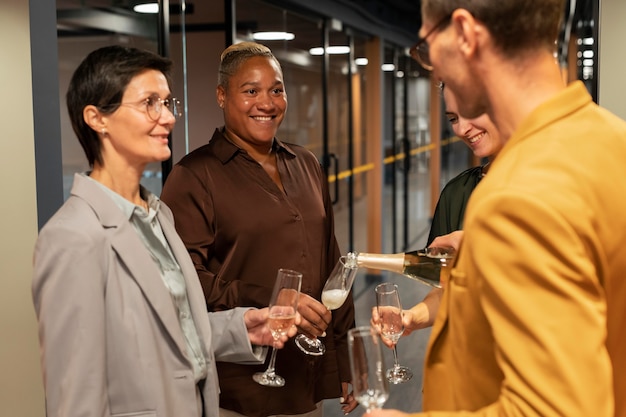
[32,45,297,417]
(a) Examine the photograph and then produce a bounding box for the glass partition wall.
[233,0,382,253]
[54,0,438,255]
[387,49,432,253]
[56,0,164,198]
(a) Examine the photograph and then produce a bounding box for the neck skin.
[89,154,145,207]
[479,48,566,143]
[481,161,491,176]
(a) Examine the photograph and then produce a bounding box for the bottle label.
[356,252,405,274]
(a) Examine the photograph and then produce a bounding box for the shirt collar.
[507,81,592,148]
[82,172,161,220]
[211,127,297,164]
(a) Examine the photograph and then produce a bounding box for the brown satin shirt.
[161,128,355,417]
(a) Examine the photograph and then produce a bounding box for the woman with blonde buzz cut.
[162,42,357,417]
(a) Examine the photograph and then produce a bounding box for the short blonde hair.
[218,41,282,89]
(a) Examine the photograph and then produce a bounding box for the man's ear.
[452,9,482,62]
[83,104,106,134]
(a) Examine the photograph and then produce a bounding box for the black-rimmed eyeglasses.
[409,14,452,71]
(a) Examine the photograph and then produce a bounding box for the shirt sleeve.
[208,307,267,364]
[427,186,454,246]
[32,221,110,417]
[427,168,481,246]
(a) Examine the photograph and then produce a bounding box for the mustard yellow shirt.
[420,82,626,417]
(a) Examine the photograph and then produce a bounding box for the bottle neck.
[356,252,405,274]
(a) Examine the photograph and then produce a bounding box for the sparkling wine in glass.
[295,254,358,356]
[375,282,413,384]
[253,268,302,387]
[348,326,389,412]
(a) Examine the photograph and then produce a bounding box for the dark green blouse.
[427,165,485,246]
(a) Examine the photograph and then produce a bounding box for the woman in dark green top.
[426,84,502,246]
[427,165,484,245]
[386,85,504,333]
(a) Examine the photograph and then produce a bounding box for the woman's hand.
[296,293,332,338]
[370,288,442,348]
[243,307,300,348]
[340,382,358,414]
[430,230,464,251]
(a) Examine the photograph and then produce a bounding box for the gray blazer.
[33,173,263,417]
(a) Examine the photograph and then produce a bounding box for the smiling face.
[99,69,175,168]
[444,86,502,160]
[217,55,287,150]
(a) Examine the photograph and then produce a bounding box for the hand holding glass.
[253,269,302,387]
[295,254,358,356]
[375,282,413,384]
[348,326,389,412]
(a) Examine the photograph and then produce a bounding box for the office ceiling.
[56,0,423,48]
[56,0,598,55]
[273,0,422,45]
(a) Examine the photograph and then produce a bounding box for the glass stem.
[392,345,400,368]
[265,343,278,376]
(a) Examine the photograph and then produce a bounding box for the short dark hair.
[422,0,564,56]
[217,42,282,90]
[66,45,173,166]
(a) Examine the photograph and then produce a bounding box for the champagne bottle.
[351,247,455,288]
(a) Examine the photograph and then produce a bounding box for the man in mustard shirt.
[368,0,626,416]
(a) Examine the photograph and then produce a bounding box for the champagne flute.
[348,326,389,412]
[253,268,302,387]
[295,253,358,356]
[375,282,413,384]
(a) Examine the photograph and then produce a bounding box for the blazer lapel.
[71,174,190,357]
[111,231,190,355]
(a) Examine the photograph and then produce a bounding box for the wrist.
[407,302,430,329]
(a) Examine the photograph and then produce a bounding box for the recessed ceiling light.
[355,57,368,66]
[252,32,295,41]
[381,63,395,71]
[309,46,351,56]
[133,2,159,14]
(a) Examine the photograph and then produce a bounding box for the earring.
[101,128,107,136]
[219,102,224,108]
